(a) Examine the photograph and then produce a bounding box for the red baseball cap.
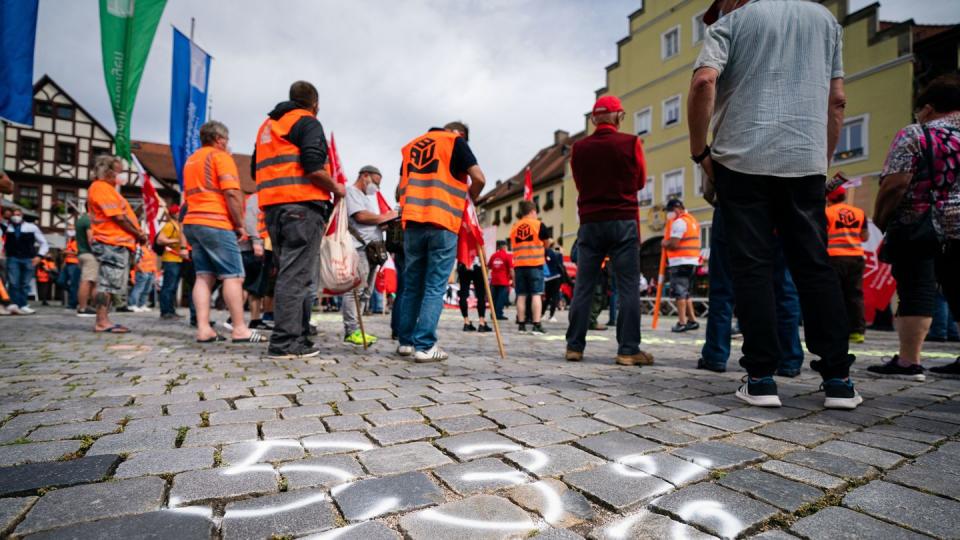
[827,186,846,203]
[703,1,722,25]
[592,95,624,115]
[169,203,181,216]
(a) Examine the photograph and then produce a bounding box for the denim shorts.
[183,224,244,279]
[514,266,544,296]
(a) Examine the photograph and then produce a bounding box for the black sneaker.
[463,322,477,332]
[268,345,321,360]
[930,357,960,379]
[531,324,546,336]
[697,357,726,373]
[117,306,133,313]
[821,378,863,409]
[671,323,687,333]
[866,355,926,382]
[735,376,782,407]
[477,323,492,333]
[518,323,527,334]
[685,321,701,331]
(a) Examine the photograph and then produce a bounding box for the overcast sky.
[33,0,960,204]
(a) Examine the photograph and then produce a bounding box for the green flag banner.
[99,0,166,159]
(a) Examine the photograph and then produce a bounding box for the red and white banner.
[523,167,533,201]
[457,194,484,266]
[862,221,896,324]
[132,155,161,242]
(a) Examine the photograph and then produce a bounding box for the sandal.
[95,324,130,334]
[233,330,267,343]
[197,334,226,343]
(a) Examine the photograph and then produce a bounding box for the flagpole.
[476,242,506,359]
[651,249,666,330]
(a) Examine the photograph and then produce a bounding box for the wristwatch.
[691,145,711,164]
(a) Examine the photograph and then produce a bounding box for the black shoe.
[735,376,782,407]
[117,306,133,313]
[497,315,509,321]
[308,324,319,336]
[685,321,700,331]
[518,323,527,334]
[160,313,182,321]
[249,319,274,331]
[671,323,687,333]
[866,355,926,382]
[477,323,492,333]
[929,357,960,379]
[268,345,321,360]
[697,358,726,373]
[463,322,477,332]
[821,378,863,409]
[925,335,947,343]
[531,324,546,336]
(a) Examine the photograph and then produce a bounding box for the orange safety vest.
[664,212,701,263]
[510,216,545,267]
[183,146,239,230]
[399,131,468,234]
[826,203,865,257]
[64,238,79,264]
[255,109,331,208]
[36,260,55,283]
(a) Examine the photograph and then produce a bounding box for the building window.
[701,222,711,248]
[661,25,680,60]
[55,104,75,120]
[55,142,77,165]
[18,136,41,161]
[34,100,54,117]
[662,95,681,128]
[663,169,685,202]
[544,190,555,211]
[692,12,707,44]
[694,165,704,196]
[503,204,512,224]
[493,209,501,226]
[634,107,652,136]
[533,194,541,212]
[89,146,111,166]
[15,185,39,210]
[54,189,77,216]
[834,115,868,163]
[638,176,655,207]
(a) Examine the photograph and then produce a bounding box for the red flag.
[862,222,897,324]
[324,132,350,236]
[523,167,533,201]
[457,196,484,266]
[133,156,159,242]
[376,191,391,215]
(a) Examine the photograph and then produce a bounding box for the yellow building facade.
[561,0,916,268]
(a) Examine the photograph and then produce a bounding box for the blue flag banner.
[0,0,40,125]
[170,27,211,189]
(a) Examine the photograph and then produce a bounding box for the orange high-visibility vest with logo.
[255,109,331,208]
[664,212,701,264]
[183,146,241,231]
[826,203,865,257]
[399,131,468,234]
[64,238,79,264]
[510,216,545,267]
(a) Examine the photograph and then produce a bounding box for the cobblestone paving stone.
[0,307,958,538]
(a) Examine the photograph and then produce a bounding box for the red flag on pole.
[457,195,484,266]
[325,132,350,236]
[133,156,160,242]
[376,191,391,215]
[523,167,533,201]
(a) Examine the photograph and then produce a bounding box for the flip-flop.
[233,330,267,343]
[197,334,226,343]
[95,324,130,334]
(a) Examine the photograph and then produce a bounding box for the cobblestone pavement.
[1,305,958,540]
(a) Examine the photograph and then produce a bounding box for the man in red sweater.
[565,95,652,367]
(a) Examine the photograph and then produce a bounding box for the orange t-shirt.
[137,248,158,273]
[88,179,140,251]
[183,146,241,231]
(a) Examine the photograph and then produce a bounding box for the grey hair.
[93,154,122,179]
[200,120,229,146]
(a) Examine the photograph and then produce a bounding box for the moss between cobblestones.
[1,437,31,446]
[213,448,223,467]
[199,412,210,427]
[175,426,189,448]
[58,435,95,461]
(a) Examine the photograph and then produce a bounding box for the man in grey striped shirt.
[687,0,860,410]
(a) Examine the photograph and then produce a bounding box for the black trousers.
[544,278,562,317]
[457,263,486,319]
[715,163,852,380]
[830,256,866,334]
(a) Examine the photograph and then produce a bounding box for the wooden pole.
[652,248,667,330]
[353,288,368,350]
[476,243,506,359]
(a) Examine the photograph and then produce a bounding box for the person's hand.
[333,183,347,199]
[253,242,264,259]
[700,155,715,181]
[379,210,398,224]
[31,257,40,267]
[137,233,148,245]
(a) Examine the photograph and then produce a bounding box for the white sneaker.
[414,345,448,363]
[141,307,153,313]
[222,320,234,331]
[130,306,143,313]
[397,345,414,356]
[18,305,35,315]
[548,316,558,323]
[6,304,21,315]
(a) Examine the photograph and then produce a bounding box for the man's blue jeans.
[60,263,80,308]
[701,209,804,373]
[160,262,181,315]
[129,271,155,308]
[397,225,457,351]
[6,257,34,308]
[930,291,960,340]
[491,285,509,319]
[390,252,404,337]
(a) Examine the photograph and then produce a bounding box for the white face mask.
[67,230,76,237]
[11,215,23,224]
[365,182,380,196]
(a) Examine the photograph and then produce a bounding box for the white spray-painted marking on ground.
[224,491,330,519]
[674,500,743,540]
[456,442,522,455]
[302,439,375,452]
[418,507,536,531]
[353,496,400,521]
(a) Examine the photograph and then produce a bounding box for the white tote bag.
[319,199,361,294]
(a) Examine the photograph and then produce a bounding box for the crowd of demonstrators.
[457,258,491,333]
[1,208,49,314]
[688,0,860,409]
[395,122,486,362]
[87,155,147,334]
[487,240,513,321]
[825,186,869,344]
[156,204,185,320]
[510,200,548,335]
[662,199,701,333]
[255,81,344,359]
[565,95,651,367]
[870,73,960,379]
[342,165,396,345]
